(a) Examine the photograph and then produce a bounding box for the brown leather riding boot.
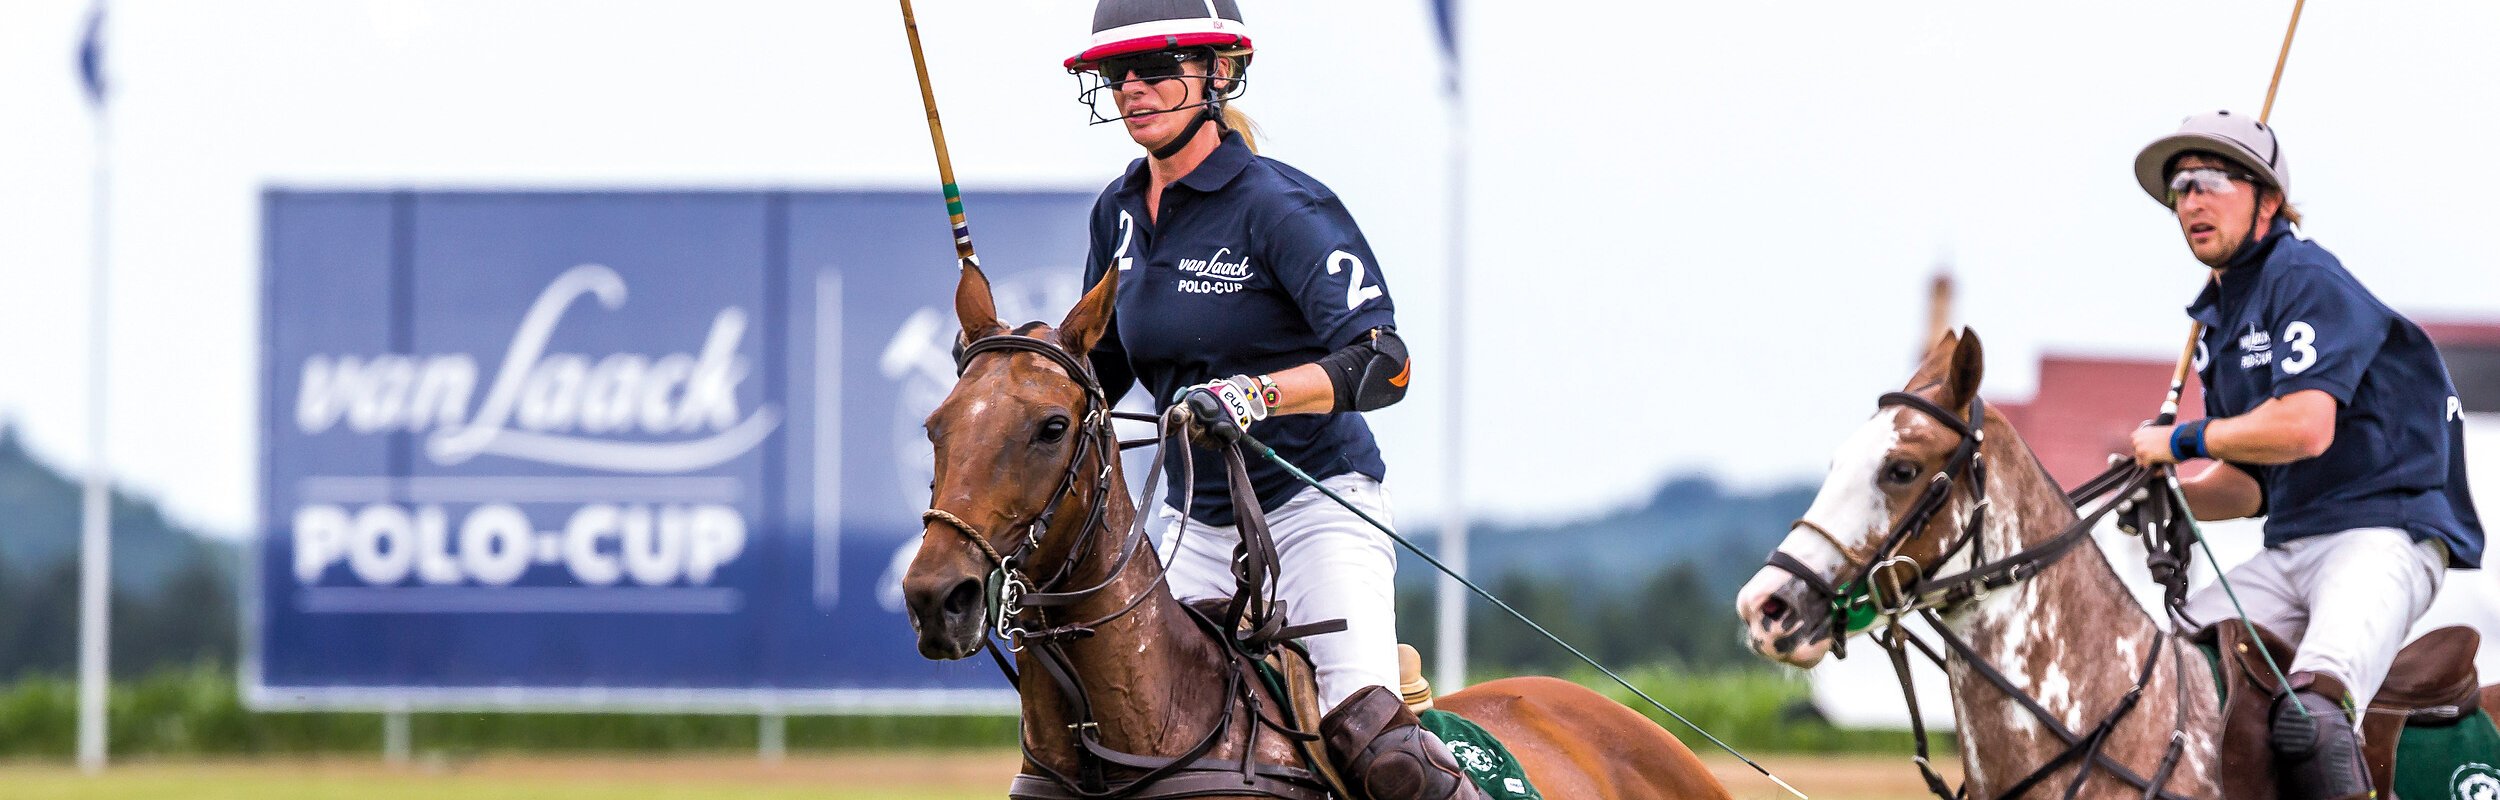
[1320,685,1487,800]
[2270,671,2374,800]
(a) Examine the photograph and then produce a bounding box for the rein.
[1766,391,2198,800]
[924,333,1330,800]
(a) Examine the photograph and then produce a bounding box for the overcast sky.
[3,0,2496,538]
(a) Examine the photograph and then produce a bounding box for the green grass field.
[0,752,1952,800]
[0,668,1950,798]
[0,754,997,800]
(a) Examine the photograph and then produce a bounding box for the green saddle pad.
[2195,641,2500,799]
[1418,709,1543,800]
[2393,708,2500,800]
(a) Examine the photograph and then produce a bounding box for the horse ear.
[1946,326,1986,407]
[1057,268,1118,357]
[1909,328,1960,389]
[955,264,1005,341]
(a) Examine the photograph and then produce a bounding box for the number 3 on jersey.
[2282,321,2318,374]
[1325,250,1383,310]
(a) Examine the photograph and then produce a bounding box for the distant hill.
[1388,476,1819,673]
[0,418,1818,679]
[1398,476,1817,602]
[0,424,239,678]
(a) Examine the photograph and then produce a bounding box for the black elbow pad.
[1318,327,1410,413]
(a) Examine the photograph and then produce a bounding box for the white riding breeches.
[2180,527,2449,714]
[1157,473,1400,714]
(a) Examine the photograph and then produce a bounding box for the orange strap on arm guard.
[1317,326,1409,413]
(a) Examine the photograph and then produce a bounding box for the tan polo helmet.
[2133,110,2290,207]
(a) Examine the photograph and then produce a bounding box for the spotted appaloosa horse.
[1736,329,2225,798]
[904,264,1732,800]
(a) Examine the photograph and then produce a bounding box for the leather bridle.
[1763,390,2196,800]
[922,333,1129,646]
[920,332,1330,800]
[1765,390,1992,652]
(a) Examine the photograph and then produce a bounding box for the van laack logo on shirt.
[1176,247,1253,282]
[2238,324,2271,353]
[2238,323,2274,370]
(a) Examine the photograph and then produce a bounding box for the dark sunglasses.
[1093,50,1204,86]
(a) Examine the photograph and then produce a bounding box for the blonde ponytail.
[1220,105,1261,153]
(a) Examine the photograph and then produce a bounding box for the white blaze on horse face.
[1796,409,1907,560]
[1737,410,1903,663]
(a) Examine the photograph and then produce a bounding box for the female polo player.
[1061,3,1469,798]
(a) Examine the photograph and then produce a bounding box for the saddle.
[2202,622,2487,800]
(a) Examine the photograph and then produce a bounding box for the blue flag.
[1429,0,1459,94]
[1429,0,1458,58]
[78,3,106,107]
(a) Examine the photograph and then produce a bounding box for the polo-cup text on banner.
[286,263,774,596]
[256,189,1096,710]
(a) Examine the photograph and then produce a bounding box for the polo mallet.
[2150,0,2311,717]
[899,0,979,272]
[1210,423,1809,798]
[2153,0,2306,427]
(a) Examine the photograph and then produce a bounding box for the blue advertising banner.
[253,189,1111,711]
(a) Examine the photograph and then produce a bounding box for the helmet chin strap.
[2218,192,2270,266]
[1147,77,1226,161]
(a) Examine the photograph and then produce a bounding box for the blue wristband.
[2169,419,2212,461]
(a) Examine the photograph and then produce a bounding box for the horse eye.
[1883,459,1921,486]
[1036,416,1070,443]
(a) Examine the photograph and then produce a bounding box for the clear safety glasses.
[2165,168,2252,207]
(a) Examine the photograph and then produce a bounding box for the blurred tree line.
[1391,476,1817,677]
[0,425,238,680]
[1396,560,1759,677]
[0,420,1814,683]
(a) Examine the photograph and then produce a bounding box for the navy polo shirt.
[1081,131,1396,526]
[2189,219,2484,567]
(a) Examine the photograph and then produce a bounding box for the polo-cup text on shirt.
[1176,246,1253,294]
[287,263,773,592]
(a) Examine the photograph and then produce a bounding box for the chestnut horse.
[904,265,1730,800]
[1737,329,2223,798]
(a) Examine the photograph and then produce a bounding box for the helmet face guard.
[1070,48,1249,126]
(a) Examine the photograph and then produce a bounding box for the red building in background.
[1994,321,2500,490]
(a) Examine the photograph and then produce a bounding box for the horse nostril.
[943,579,982,619]
[1761,596,1791,624]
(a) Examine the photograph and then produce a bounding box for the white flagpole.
[77,3,115,773]
[1432,1,1470,693]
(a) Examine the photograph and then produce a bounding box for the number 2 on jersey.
[1325,250,1383,310]
[1112,210,1136,271]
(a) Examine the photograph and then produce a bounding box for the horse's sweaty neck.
[1929,421,2219,797]
[1013,446,1266,777]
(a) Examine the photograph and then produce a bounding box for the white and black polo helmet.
[1064,0,1253,72]
[2133,110,2291,207]
[1066,0,1254,156]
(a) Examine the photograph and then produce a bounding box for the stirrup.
[2270,673,2372,800]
